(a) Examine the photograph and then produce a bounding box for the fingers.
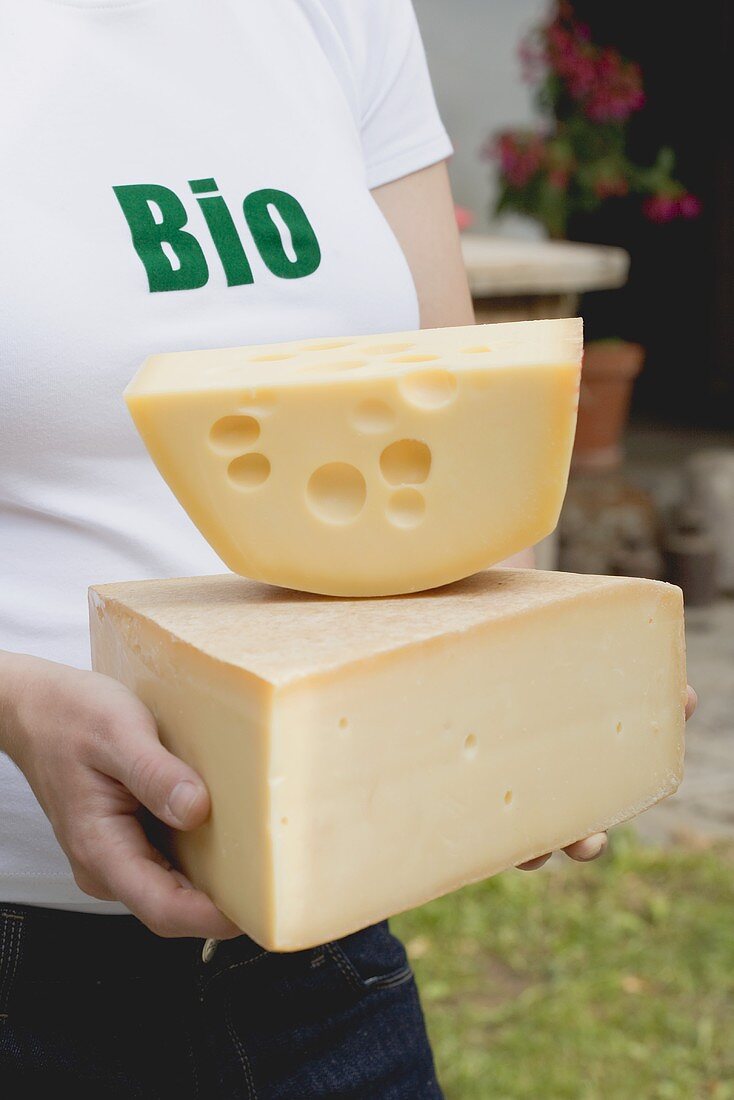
[563,832,608,862]
[517,852,552,871]
[520,689,696,875]
[685,685,697,721]
[556,690,695,870]
[93,706,210,831]
[78,814,240,940]
[517,831,608,871]
[121,747,209,831]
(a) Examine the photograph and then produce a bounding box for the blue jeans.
[0,904,442,1098]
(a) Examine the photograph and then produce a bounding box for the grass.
[393,833,734,1100]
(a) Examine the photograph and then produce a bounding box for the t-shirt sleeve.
[331,0,453,189]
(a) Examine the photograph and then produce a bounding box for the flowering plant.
[487,2,700,237]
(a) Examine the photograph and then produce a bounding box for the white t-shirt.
[0,0,451,909]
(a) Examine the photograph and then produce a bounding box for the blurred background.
[393,3,734,1096]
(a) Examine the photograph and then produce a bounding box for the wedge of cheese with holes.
[89,568,686,951]
[124,318,582,596]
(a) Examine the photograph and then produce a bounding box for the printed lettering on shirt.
[113,179,322,292]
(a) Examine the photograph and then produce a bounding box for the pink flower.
[585,55,645,121]
[643,192,703,223]
[547,24,574,56]
[546,25,596,99]
[679,193,702,218]
[543,16,646,123]
[566,55,597,100]
[493,132,547,188]
[643,194,682,223]
[454,205,475,232]
[586,81,645,122]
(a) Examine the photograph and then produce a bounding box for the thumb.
[126,744,210,830]
[102,712,210,831]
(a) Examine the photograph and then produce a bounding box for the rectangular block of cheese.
[89,569,686,951]
[124,318,582,596]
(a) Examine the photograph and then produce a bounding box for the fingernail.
[168,781,200,825]
[685,687,698,718]
[518,853,552,871]
[578,834,607,861]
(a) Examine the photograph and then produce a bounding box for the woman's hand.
[0,653,240,940]
[517,685,698,871]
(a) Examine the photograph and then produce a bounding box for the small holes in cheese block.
[399,370,458,410]
[238,391,276,417]
[210,416,260,453]
[307,463,367,524]
[361,343,414,356]
[305,341,353,352]
[390,354,441,364]
[228,453,271,489]
[386,488,425,529]
[351,399,396,434]
[380,440,431,486]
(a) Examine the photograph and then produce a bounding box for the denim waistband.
[0,904,204,988]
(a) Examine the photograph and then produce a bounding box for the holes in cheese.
[306,463,367,524]
[350,399,396,434]
[124,318,583,596]
[228,453,270,489]
[386,488,426,529]
[209,415,260,452]
[390,353,441,364]
[379,440,432,486]
[361,343,414,355]
[238,392,276,418]
[304,340,353,352]
[398,369,458,410]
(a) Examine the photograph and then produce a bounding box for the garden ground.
[394,833,734,1099]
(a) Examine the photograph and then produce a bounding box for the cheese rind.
[89,569,686,951]
[124,319,582,596]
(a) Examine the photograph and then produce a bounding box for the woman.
[0,1,694,1095]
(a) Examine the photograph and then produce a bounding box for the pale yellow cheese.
[89,569,686,952]
[124,318,582,596]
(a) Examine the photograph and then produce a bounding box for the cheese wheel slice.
[125,318,582,596]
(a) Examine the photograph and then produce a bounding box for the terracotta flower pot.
[572,340,644,471]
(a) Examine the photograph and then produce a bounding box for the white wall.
[413,0,551,233]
